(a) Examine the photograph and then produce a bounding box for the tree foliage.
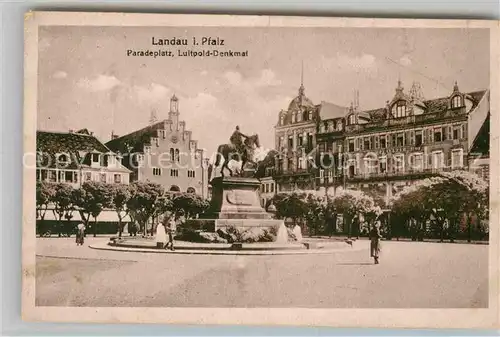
[36,181,55,221]
[171,192,209,220]
[126,181,164,235]
[73,181,113,237]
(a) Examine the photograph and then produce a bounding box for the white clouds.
[399,55,412,66]
[52,71,68,79]
[223,69,281,88]
[322,53,377,73]
[77,74,121,92]
[223,71,242,86]
[254,69,281,87]
[337,53,377,70]
[134,83,171,103]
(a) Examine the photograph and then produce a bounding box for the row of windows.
[279,110,314,125]
[278,133,314,149]
[340,149,464,176]
[153,168,196,178]
[36,169,123,184]
[347,124,466,152]
[319,119,344,133]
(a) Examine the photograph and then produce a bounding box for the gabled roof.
[361,90,488,121]
[317,101,349,120]
[37,130,110,154]
[105,120,166,154]
[36,130,117,170]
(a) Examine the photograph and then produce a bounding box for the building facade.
[36,129,131,187]
[263,79,489,206]
[271,78,349,192]
[106,95,209,197]
[316,81,489,204]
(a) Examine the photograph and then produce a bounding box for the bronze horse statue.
[213,134,260,178]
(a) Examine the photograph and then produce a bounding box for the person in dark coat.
[76,223,85,246]
[369,221,382,264]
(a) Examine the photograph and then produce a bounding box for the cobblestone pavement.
[36,237,488,308]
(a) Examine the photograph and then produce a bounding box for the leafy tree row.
[271,188,382,238]
[391,170,489,242]
[36,180,209,237]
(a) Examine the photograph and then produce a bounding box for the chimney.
[112,134,119,140]
[69,129,74,133]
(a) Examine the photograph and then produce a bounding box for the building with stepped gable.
[106,94,210,197]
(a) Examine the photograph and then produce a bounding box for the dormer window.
[393,101,407,118]
[280,114,284,125]
[451,95,462,108]
[348,114,357,125]
[308,110,313,121]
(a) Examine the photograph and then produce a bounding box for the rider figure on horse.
[230,126,248,157]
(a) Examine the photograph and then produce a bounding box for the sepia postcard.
[23,11,499,328]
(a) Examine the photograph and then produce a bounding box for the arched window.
[292,111,297,123]
[348,114,357,125]
[175,149,180,162]
[187,187,196,194]
[280,114,284,125]
[169,185,180,192]
[452,95,462,108]
[169,148,175,161]
[308,110,313,121]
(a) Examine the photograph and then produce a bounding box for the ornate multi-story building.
[106,94,210,197]
[262,78,489,208]
[315,80,489,204]
[271,77,349,192]
[36,129,131,187]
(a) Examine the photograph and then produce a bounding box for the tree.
[440,170,489,242]
[109,184,131,238]
[171,193,209,220]
[332,189,380,238]
[73,181,113,237]
[272,191,308,228]
[391,177,444,240]
[36,181,55,233]
[126,181,164,236]
[51,183,76,237]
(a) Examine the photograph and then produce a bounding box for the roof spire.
[298,60,305,97]
[453,81,460,93]
[149,108,158,125]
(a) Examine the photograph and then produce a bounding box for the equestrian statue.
[213,125,260,178]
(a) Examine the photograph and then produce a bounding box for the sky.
[38,26,489,156]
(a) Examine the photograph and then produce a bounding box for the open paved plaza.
[35,237,488,308]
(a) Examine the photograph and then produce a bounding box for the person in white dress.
[155,222,167,249]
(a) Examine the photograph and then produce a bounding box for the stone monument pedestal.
[208,176,285,233]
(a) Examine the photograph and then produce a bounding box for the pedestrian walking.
[165,217,177,251]
[76,222,85,246]
[369,221,382,264]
